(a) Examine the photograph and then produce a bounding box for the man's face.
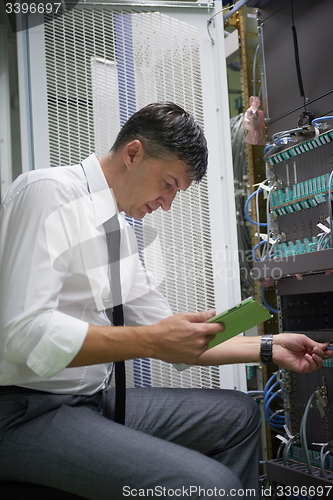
[116,155,192,219]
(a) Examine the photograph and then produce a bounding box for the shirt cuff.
[26,311,89,379]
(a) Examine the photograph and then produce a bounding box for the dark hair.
[110,102,208,182]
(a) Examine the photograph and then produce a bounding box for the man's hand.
[273,333,333,373]
[148,310,224,365]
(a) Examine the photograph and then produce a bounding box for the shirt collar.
[80,153,118,227]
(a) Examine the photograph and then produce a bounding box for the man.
[0,102,330,499]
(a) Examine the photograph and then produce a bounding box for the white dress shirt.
[0,154,172,394]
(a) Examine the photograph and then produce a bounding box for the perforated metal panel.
[29,3,245,391]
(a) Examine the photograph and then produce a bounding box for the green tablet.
[207,297,272,349]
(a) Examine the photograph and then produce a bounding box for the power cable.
[291,0,307,111]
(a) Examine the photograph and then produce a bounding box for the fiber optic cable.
[299,392,316,474]
[320,443,332,478]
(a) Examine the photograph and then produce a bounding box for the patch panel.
[289,445,333,472]
[253,128,333,266]
[267,130,333,166]
[271,174,330,216]
[323,358,333,368]
[275,235,330,258]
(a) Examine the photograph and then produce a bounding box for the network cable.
[299,388,327,475]
[263,371,285,431]
[244,189,268,227]
[263,127,304,162]
[252,241,266,261]
[312,115,333,129]
[261,286,278,315]
[244,187,270,262]
[299,392,316,474]
[320,443,332,478]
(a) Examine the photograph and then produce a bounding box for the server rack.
[250,0,333,495]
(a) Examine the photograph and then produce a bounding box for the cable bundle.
[263,371,285,432]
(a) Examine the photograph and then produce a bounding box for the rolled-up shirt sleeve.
[26,311,88,379]
[0,175,89,379]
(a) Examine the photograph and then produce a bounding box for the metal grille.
[44,6,220,389]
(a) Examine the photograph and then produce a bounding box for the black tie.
[103,214,126,425]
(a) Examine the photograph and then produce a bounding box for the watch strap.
[260,334,273,364]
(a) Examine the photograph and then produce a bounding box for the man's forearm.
[198,332,331,374]
[67,324,154,367]
[197,335,262,366]
[67,310,223,368]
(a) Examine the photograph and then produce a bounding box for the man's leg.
[0,389,252,500]
[121,387,261,495]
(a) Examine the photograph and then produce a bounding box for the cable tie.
[254,233,275,244]
[317,222,330,234]
[252,179,268,187]
[284,425,294,440]
[276,434,289,445]
[258,183,272,193]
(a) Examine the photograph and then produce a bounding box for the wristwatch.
[260,334,273,364]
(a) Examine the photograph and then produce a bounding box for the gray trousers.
[0,387,261,500]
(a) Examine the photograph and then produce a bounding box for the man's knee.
[227,390,261,432]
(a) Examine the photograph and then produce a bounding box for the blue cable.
[262,286,279,314]
[265,409,284,426]
[244,189,268,227]
[265,372,279,390]
[311,116,333,128]
[263,144,279,161]
[252,241,266,261]
[276,137,292,146]
[264,144,274,155]
[264,380,281,407]
[264,390,283,416]
[263,372,285,430]
[264,398,284,429]
[264,385,284,425]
